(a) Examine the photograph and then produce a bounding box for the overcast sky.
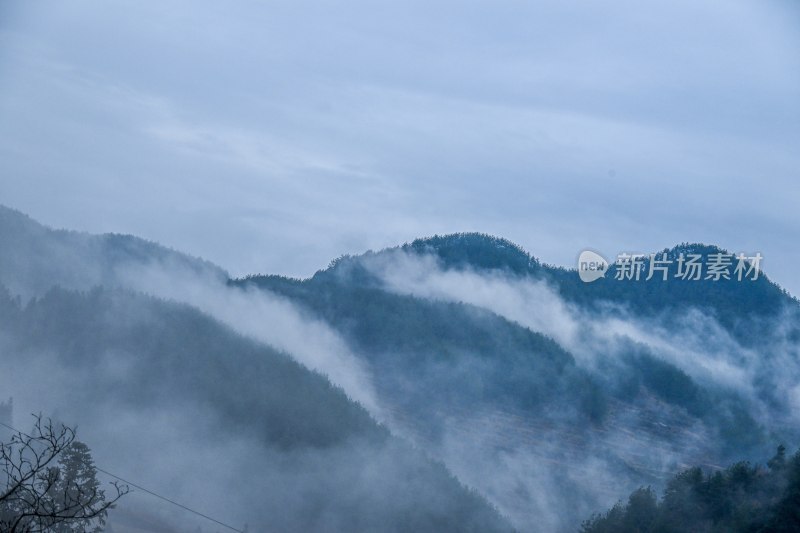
[1,1,798,294]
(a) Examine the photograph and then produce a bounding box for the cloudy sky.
[1,1,798,294]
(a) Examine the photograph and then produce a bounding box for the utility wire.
[0,420,244,533]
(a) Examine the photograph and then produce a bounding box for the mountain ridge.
[3,206,798,531]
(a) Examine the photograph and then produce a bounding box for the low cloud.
[355,249,800,530]
[117,259,384,420]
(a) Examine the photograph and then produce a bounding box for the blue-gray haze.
[0,1,797,294]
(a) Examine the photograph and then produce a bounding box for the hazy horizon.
[1,1,798,295]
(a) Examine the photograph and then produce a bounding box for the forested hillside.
[0,280,511,531]
[3,209,799,532]
[581,446,800,533]
[237,233,800,530]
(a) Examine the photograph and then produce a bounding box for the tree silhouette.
[0,415,128,532]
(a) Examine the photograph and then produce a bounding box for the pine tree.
[47,441,108,533]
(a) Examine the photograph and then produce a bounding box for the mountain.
[0,205,227,299]
[401,234,794,337]
[2,210,799,532]
[236,232,800,531]
[0,210,512,532]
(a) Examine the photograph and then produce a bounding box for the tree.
[581,446,800,533]
[0,415,128,532]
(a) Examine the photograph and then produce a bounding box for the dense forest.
[581,446,800,533]
[3,208,800,531]
[237,234,785,455]
[0,281,512,532]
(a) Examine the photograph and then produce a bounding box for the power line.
[0,420,244,533]
[94,466,243,533]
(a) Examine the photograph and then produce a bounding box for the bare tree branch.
[0,414,129,532]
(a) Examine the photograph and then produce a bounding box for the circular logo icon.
[578,250,608,283]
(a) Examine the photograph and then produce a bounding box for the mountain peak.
[404,232,541,275]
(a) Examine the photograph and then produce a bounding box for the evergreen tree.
[581,446,800,533]
[47,441,107,533]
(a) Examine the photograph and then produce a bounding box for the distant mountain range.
[1,205,797,532]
